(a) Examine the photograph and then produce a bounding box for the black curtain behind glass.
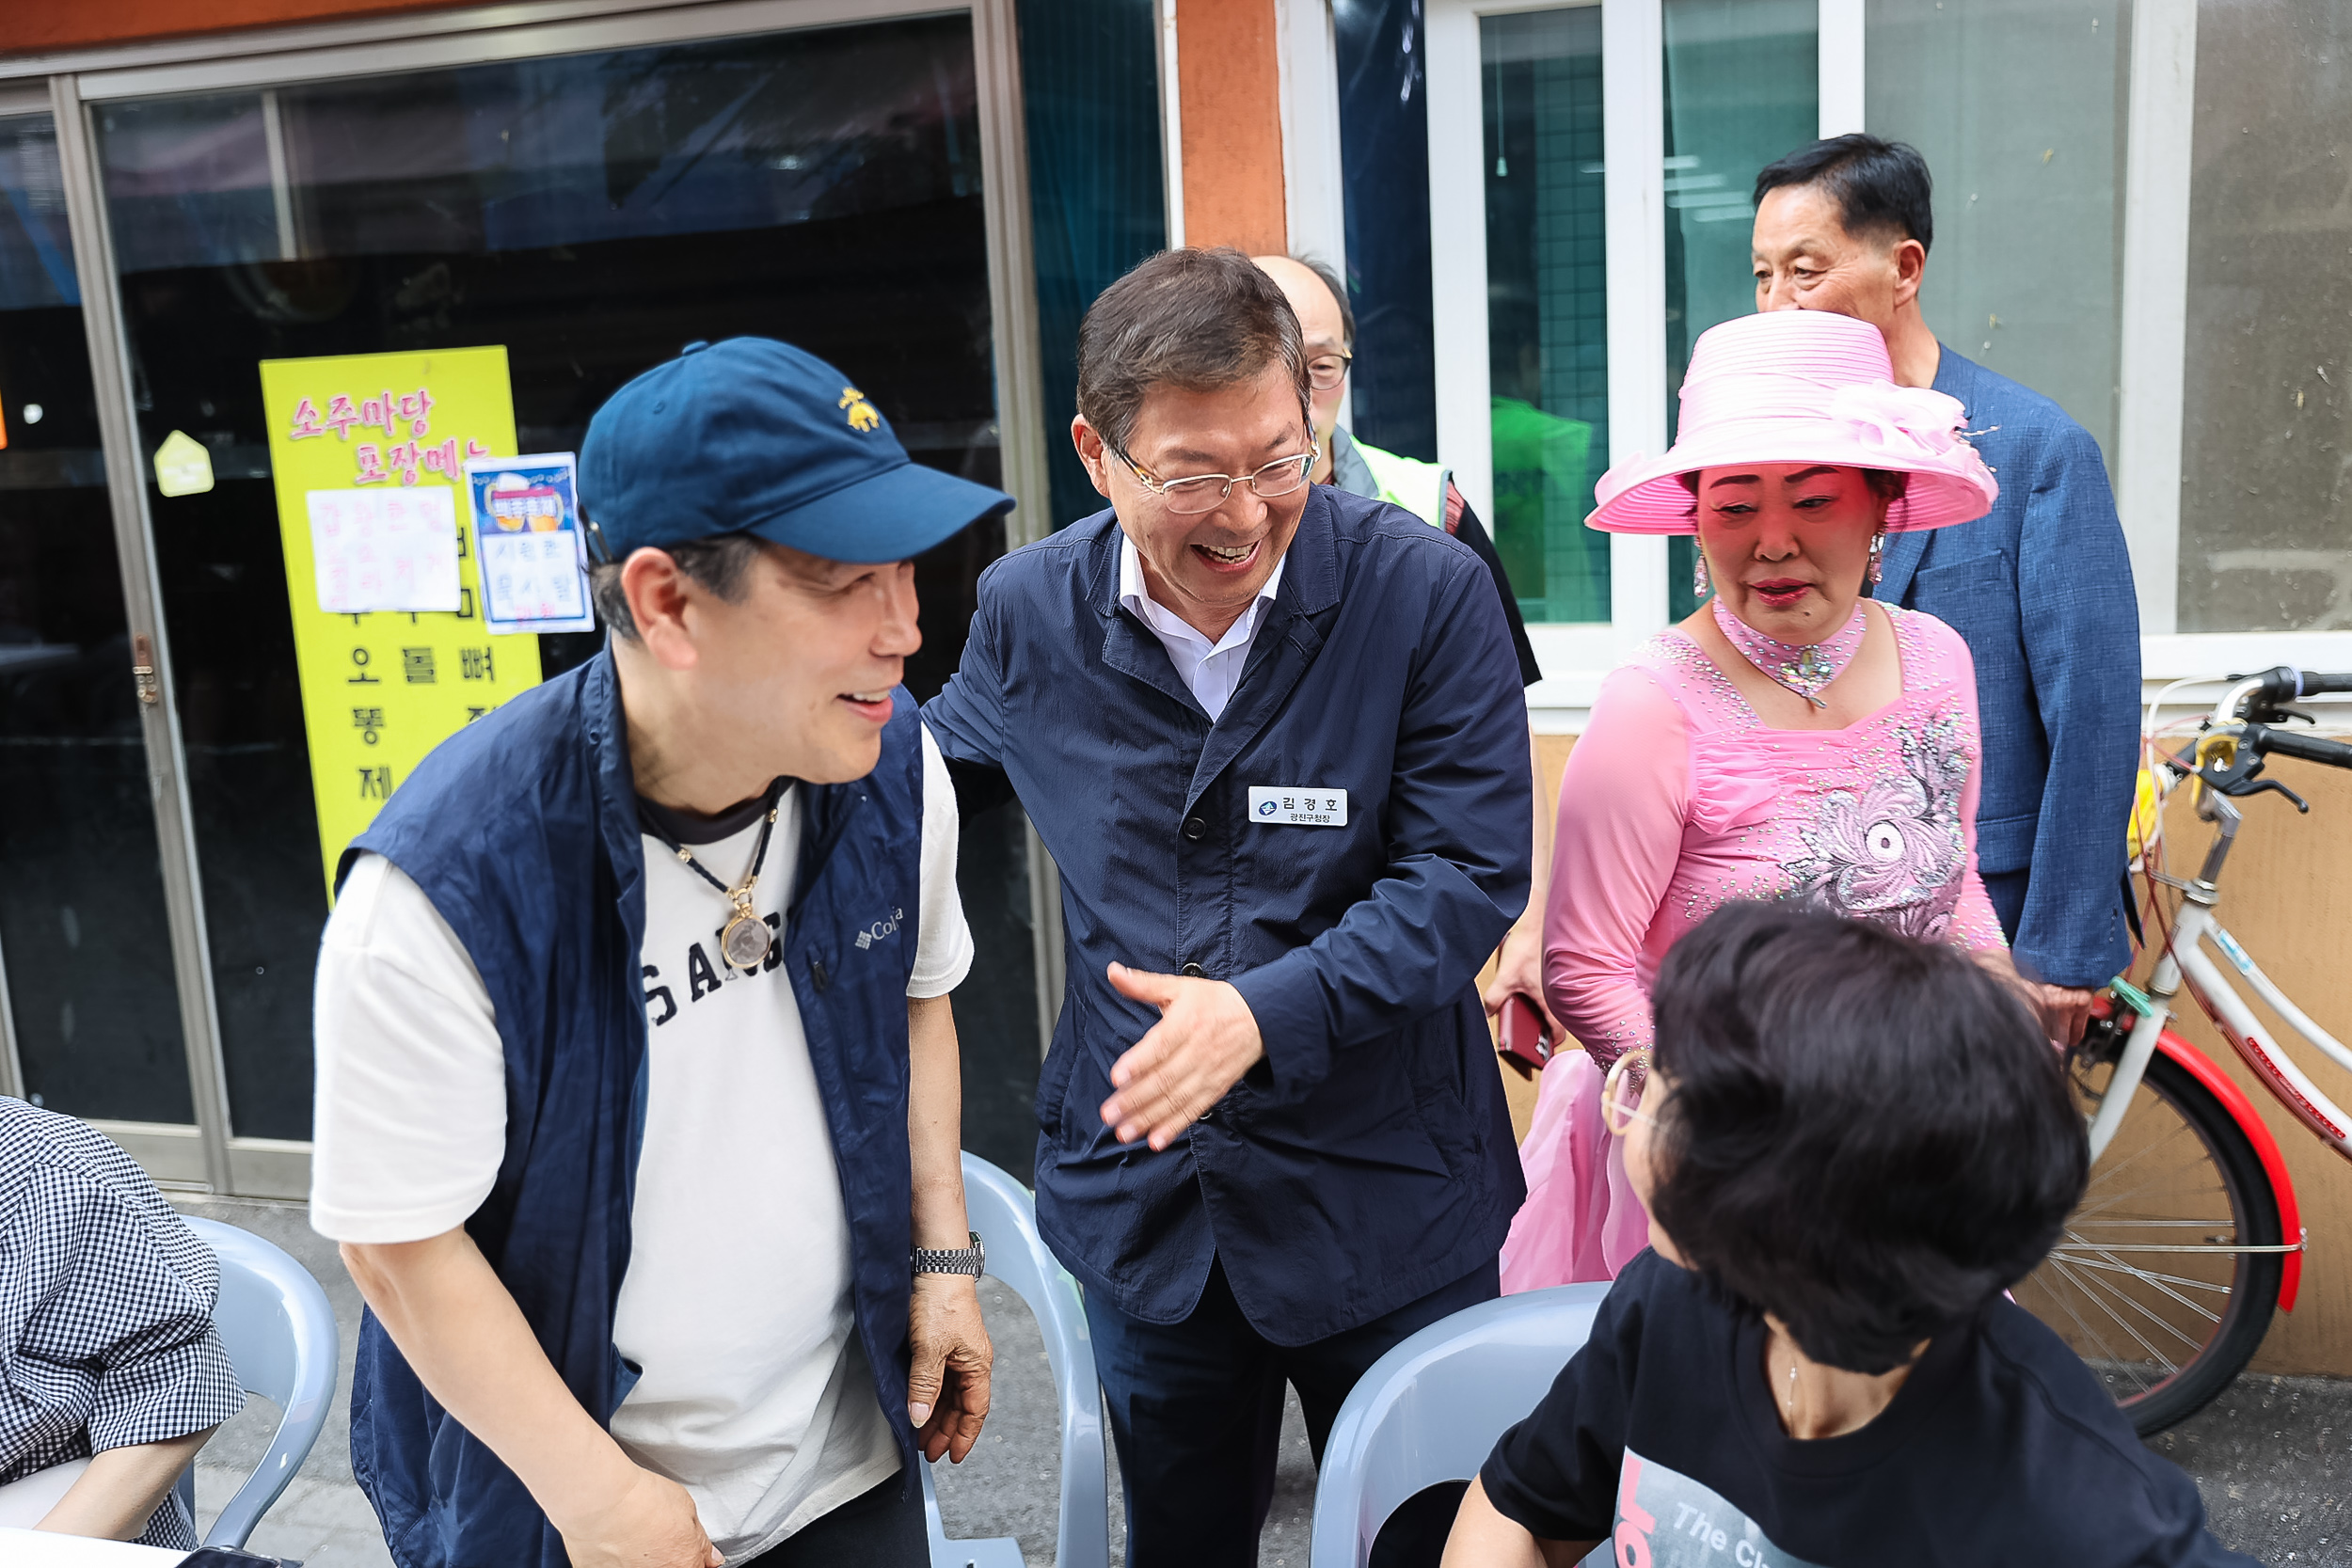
[1015,0,1166,531]
[1336,0,1437,462]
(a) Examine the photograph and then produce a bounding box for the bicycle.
[2012,665,2352,1434]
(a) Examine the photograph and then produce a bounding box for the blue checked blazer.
[1873,348,2140,989]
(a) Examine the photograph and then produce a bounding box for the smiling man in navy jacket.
[925,248,1531,1566]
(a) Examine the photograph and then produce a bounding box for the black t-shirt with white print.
[1481,1250,2259,1568]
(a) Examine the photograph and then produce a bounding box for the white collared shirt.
[1117,531,1286,721]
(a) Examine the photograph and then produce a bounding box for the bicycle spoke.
[2050,1251,2240,1291]
[2062,1245,2223,1346]
[2074,1116,2204,1214]
[2059,1240,2233,1310]
[2035,1259,2159,1396]
[2063,1258,2187,1373]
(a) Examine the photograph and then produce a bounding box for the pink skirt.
[1500,1050,1653,1291]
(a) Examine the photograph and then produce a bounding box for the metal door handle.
[133,633,160,706]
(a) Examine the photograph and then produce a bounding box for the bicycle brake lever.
[2234,776,2310,813]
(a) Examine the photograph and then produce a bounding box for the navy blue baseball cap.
[578,337,1013,564]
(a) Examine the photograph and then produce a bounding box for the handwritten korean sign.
[258,346,546,897]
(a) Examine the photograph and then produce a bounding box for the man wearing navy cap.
[310,339,1010,1568]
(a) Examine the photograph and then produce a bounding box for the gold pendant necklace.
[642,780,787,971]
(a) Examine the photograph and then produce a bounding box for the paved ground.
[174,1196,2344,1566]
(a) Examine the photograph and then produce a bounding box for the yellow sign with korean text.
[258,346,547,897]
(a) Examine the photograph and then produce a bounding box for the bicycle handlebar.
[2228,664,2352,705]
[2246,723,2352,772]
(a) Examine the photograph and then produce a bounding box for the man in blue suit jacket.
[925,249,1530,1566]
[1751,135,2140,1041]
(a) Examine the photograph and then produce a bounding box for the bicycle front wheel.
[2015,1046,2285,1435]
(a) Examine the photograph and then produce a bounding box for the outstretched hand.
[1099,962,1266,1150]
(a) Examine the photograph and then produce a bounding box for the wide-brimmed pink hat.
[1585,310,1997,535]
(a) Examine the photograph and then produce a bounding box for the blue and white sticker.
[1248,786,1347,827]
[2213,927,2260,978]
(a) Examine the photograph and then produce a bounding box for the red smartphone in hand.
[1497,992,1553,1078]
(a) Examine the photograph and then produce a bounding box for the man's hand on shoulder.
[908,1273,993,1463]
[552,1463,722,1568]
[1100,962,1267,1150]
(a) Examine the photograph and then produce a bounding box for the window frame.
[1425,0,2352,731]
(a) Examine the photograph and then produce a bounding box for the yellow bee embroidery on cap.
[838,388,882,433]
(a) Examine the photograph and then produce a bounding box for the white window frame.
[1428,0,2352,732]
[1427,0,1665,728]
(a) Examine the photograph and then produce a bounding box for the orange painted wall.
[0,0,470,56]
[1175,0,1286,253]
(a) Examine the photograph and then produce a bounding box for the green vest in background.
[1328,426,1448,529]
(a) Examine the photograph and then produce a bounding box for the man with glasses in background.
[925,247,1532,1567]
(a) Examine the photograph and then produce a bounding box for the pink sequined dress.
[1500,604,2008,1291]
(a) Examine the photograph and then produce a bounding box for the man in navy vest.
[1752,135,2141,1043]
[310,340,1009,1568]
[925,248,1532,1565]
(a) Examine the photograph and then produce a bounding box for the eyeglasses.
[1115,445,1321,515]
[1600,1048,1659,1137]
[1307,354,1352,391]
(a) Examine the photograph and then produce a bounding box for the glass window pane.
[98,17,1017,1140]
[0,114,193,1123]
[1867,1,2129,460]
[1017,0,1166,531]
[1337,0,1438,467]
[2177,3,2352,632]
[1484,6,1610,626]
[1662,0,1816,617]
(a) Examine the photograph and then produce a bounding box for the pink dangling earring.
[1867,530,1885,588]
[1692,547,1711,599]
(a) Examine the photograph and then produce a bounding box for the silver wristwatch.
[912,1231,986,1277]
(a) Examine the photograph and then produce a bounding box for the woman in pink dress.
[1502,309,2024,1291]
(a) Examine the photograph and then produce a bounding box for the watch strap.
[912,1231,985,1277]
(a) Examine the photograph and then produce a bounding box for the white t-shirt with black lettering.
[311,727,972,1563]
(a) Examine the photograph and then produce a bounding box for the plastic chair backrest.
[1309,1283,1610,1568]
[925,1153,1108,1568]
[175,1217,341,1551]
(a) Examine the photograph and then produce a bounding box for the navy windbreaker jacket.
[337,650,926,1568]
[924,485,1532,1342]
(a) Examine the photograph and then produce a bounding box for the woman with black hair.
[1446,903,2254,1568]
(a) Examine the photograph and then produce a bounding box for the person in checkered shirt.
[0,1097,246,1547]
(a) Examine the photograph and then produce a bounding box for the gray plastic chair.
[920,1153,1109,1568]
[173,1216,341,1554]
[1308,1282,1611,1568]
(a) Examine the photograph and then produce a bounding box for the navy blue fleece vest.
[339,650,925,1568]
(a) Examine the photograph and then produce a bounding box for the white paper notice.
[309,487,462,614]
[477,529,590,628]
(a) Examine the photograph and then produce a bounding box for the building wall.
[0,0,465,55]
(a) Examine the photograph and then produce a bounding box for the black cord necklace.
[639,778,788,971]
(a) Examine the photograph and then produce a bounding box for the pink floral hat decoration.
[1585,309,1998,535]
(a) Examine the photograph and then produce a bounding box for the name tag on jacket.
[1248,786,1347,827]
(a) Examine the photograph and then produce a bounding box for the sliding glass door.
[0,111,191,1132]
